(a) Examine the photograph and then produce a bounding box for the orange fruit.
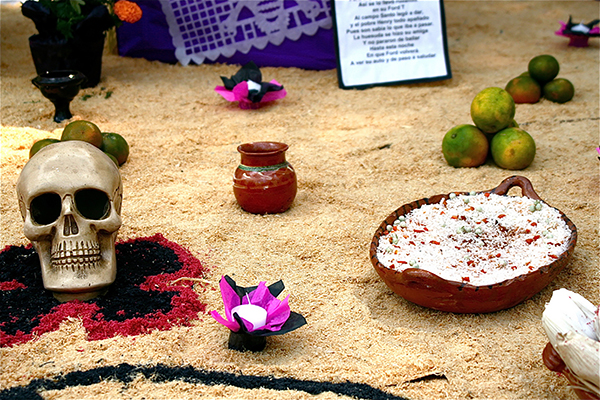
[543,78,575,103]
[490,127,536,170]
[442,124,489,167]
[101,132,129,165]
[61,120,103,148]
[470,87,516,134]
[505,75,541,104]
[528,55,559,85]
[29,138,60,158]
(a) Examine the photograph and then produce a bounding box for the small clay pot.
[233,142,297,214]
[369,176,578,313]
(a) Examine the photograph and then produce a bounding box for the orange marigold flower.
[114,0,142,24]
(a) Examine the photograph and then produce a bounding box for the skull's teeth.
[51,240,102,270]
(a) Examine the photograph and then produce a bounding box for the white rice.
[376,192,572,286]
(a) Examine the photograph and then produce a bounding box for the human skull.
[16,141,122,302]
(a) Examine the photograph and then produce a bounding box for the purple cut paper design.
[160,0,332,66]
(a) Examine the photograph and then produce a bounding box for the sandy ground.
[1,1,599,399]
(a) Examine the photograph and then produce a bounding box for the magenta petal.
[219,276,241,320]
[215,86,238,102]
[263,295,291,330]
[260,80,287,103]
[248,282,276,307]
[210,310,240,331]
[232,81,250,101]
[261,88,287,103]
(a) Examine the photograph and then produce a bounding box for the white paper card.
[332,0,451,89]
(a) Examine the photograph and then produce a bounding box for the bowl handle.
[488,175,542,200]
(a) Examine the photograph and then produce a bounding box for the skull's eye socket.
[75,189,110,220]
[30,193,61,225]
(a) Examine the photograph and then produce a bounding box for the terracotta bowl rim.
[369,176,578,291]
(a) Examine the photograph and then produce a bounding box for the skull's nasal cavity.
[63,214,79,236]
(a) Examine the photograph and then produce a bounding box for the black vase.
[29,34,105,88]
[32,70,87,123]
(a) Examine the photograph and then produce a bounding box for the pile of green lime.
[29,120,129,167]
[505,55,575,104]
[442,87,536,170]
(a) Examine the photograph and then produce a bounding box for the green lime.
[101,132,129,165]
[543,78,575,103]
[528,55,560,85]
[470,87,516,134]
[442,124,489,167]
[61,120,103,148]
[104,152,119,166]
[505,75,541,104]
[29,138,60,158]
[490,127,536,170]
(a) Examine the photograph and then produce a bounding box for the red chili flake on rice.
[377,192,571,286]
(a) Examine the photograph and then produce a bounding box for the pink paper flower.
[211,275,306,334]
[215,80,287,109]
[555,17,600,47]
[211,276,291,333]
[215,61,287,109]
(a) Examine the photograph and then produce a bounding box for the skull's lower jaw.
[45,275,114,302]
[40,256,117,302]
[52,287,109,302]
[44,275,115,302]
[36,241,117,302]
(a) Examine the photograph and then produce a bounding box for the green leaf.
[70,0,86,15]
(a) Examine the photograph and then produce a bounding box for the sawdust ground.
[1,1,599,399]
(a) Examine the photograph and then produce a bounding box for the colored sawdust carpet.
[0,363,409,400]
[0,234,209,347]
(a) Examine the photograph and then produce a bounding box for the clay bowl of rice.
[369,176,577,313]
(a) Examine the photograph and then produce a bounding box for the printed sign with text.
[332,0,451,89]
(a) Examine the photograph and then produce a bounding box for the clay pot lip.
[32,70,87,86]
[369,176,577,295]
[237,141,289,156]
